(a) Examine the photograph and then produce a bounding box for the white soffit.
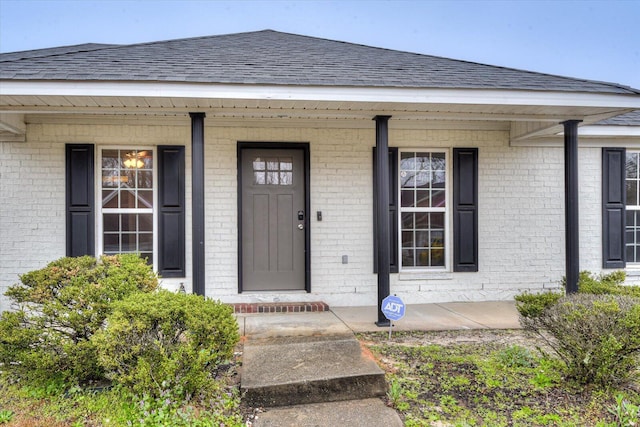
[2,81,640,109]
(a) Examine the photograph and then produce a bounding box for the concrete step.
[253,398,403,427]
[241,335,387,407]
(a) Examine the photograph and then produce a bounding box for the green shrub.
[520,293,640,386]
[515,291,563,318]
[570,270,640,298]
[93,290,239,398]
[0,254,158,383]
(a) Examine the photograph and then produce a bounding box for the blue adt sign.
[381,295,405,321]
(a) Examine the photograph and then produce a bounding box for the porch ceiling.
[1,83,639,142]
[0,93,633,120]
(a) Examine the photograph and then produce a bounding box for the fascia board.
[2,81,640,109]
[578,125,640,137]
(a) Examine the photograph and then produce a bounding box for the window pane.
[267,171,279,185]
[267,158,279,170]
[626,153,638,179]
[253,158,265,170]
[103,214,119,232]
[415,172,429,188]
[432,190,446,208]
[415,230,429,247]
[627,245,635,263]
[627,181,638,206]
[401,213,414,229]
[138,190,153,208]
[431,213,445,228]
[416,190,430,207]
[138,171,153,189]
[104,234,119,253]
[415,213,428,229]
[402,249,414,267]
[402,231,413,246]
[401,190,414,207]
[280,172,292,185]
[416,249,429,266]
[431,249,445,266]
[103,190,119,208]
[139,233,153,251]
[102,150,120,168]
[400,170,416,188]
[139,214,153,232]
[280,158,293,170]
[254,172,265,185]
[121,234,137,252]
[120,190,136,208]
[431,230,445,247]
[121,214,136,231]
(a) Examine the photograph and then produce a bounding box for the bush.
[565,270,640,298]
[515,291,563,319]
[520,293,640,386]
[0,254,158,383]
[93,290,239,398]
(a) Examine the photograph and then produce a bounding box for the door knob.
[298,224,304,230]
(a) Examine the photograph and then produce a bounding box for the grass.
[0,368,244,426]
[359,329,640,426]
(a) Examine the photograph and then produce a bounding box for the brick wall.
[0,118,625,311]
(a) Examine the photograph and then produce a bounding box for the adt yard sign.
[381,295,405,321]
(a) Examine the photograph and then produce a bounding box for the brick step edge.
[231,301,329,314]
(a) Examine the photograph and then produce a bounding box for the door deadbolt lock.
[298,210,304,220]
[298,224,304,230]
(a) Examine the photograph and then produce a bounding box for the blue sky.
[1,0,639,89]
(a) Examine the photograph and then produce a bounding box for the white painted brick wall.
[0,119,631,312]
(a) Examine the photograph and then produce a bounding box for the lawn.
[359,329,639,427]
[3,329,637,426]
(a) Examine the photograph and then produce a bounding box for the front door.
[239,146,308,291]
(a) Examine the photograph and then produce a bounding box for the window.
[399,151,447,269]
[99,148,155,264]
[625,151,640,263]
[253,156,293,185]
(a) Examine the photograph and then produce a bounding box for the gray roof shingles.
[1,30,638,95]
[595,110,640,125]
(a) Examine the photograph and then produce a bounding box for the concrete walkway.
[238,301,521,427]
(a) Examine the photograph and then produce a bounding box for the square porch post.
[563,119,582,294]
[190,112,206,296]
[374,115,392,326]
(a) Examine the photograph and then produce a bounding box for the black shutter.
[453,148,479,272]
[158,145,186,277]
[602,147,626,269]
[65,144,95,257]
[373,147,399,273]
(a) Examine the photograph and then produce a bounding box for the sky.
[0,0,639,89]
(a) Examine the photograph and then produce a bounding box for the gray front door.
[240,148,307,291]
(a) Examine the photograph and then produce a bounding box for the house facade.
[1,31,639,314]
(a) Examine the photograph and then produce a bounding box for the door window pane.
[253,156,293,185]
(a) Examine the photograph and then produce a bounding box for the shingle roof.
[1,30,638,95]
[595,110,640,125]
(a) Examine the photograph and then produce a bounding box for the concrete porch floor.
[236,300,522,337]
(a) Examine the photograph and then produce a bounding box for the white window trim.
[95,146,158,270]
[397,148,451,273]
[626,150,640,269]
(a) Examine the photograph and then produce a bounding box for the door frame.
[237,142,311,293]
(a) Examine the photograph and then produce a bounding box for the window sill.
[398,271,452,281]
[624,267,640,277]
